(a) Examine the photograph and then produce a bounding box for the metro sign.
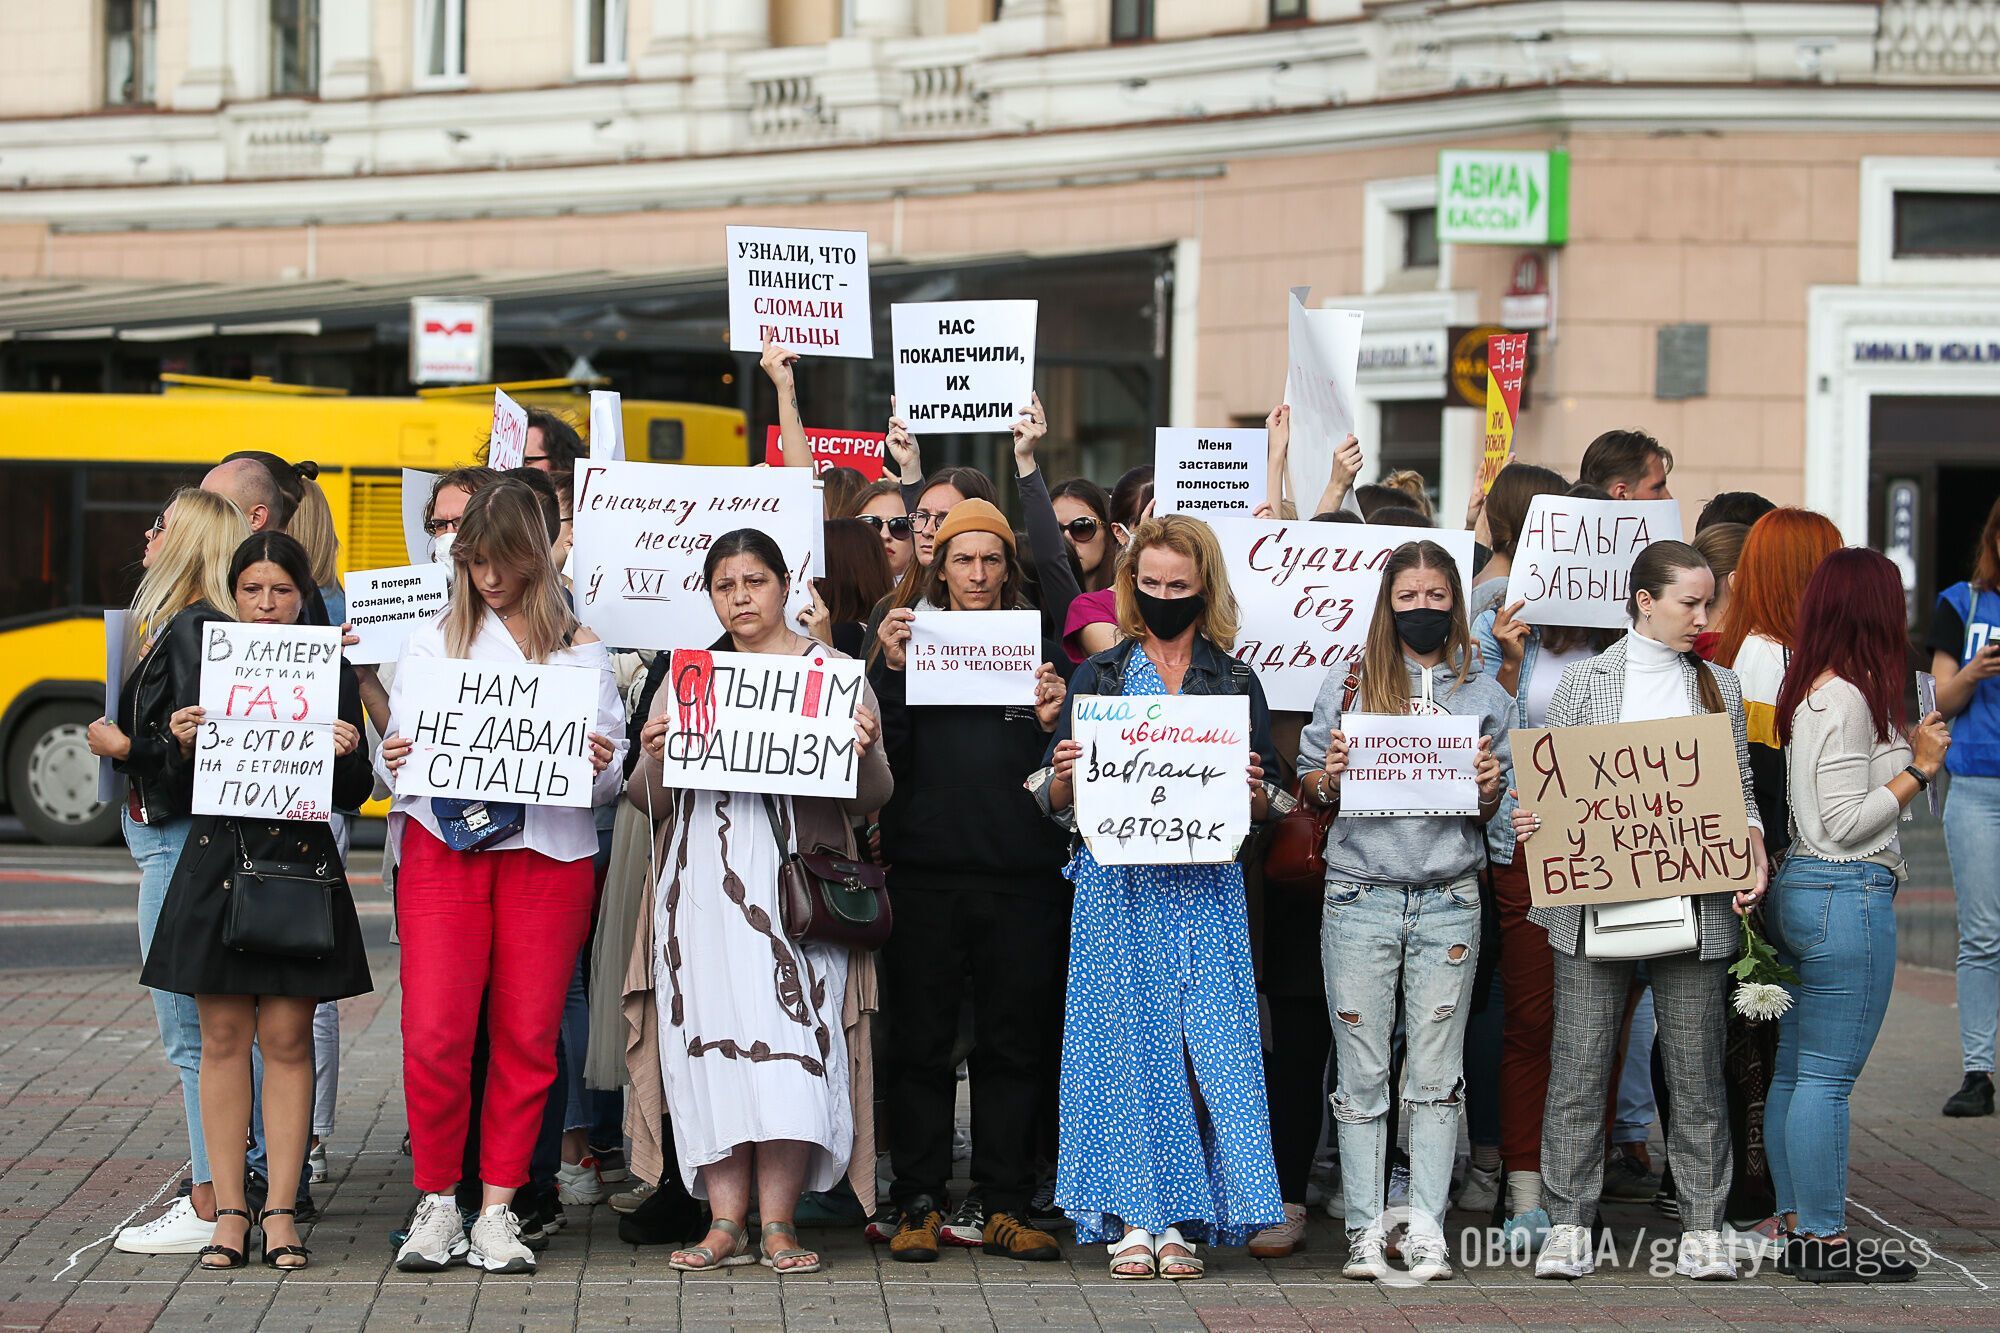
[1436,149,1569,246]
[409,297,493,384]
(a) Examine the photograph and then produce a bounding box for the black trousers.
[1264,993,1333,1204]
[882,883,1067,1217]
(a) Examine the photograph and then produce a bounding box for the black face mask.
[1395,608,1453,656]
[1135,588,1206,641]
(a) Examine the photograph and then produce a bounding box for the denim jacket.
[1471,598,1537,865]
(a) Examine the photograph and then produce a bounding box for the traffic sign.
[1436,149,1569,246]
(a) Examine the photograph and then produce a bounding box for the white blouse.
[377,610,628,865]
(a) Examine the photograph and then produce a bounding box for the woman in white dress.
[625,528,892,1274]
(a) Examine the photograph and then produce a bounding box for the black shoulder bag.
[222,825,340,959]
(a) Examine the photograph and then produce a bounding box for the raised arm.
[1013,392,1082,643]
[761,341,810,469]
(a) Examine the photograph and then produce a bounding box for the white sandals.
[1156,1226,1204,1280]
[1106,1226,1204,1280]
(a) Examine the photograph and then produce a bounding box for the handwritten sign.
[727,225,873,359]
[1283,290,1364,515]
[762,425,888,479]
[907,610,1041,707]
[98,610,129,803]
[1337,713,1482,817]
[570,460,818,650]
[1512,713,1753,908]
[657,648,865,798]
[1072,694,1251,865]
[396,658,600,808]
[193,622,344,823]
[488,390,529,471]
[403,468,439,565]
[1478,332,1528,494]
[1208,515,1476,712]
[1155,428,1269,516]
[890,300,1036,435]
[343,563,450,666]
[1505,497,1683,628]
[589,390,625,461]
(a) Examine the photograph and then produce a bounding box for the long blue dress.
[1054,650,1285,1246]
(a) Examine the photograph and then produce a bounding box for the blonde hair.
[1357,540,1475,714]
[1380,469,1434,519]
[288,477,340,588]
[130,489,247,645]
[1113,515,1241,650]
[442,479,577,662]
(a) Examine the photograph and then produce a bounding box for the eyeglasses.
[858,514,914,541]
[424,517,462,537]
[1059,517,1102,541]
[145,513,167,538]
[909,509,949,534]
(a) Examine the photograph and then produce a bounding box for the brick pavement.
[3,948,1999,1332]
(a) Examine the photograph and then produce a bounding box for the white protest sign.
[907,610,1041,707]
[403,468,439,565]
[1337,712,1482,817]
[726,225,874,360]
[343,563,450,667]
[1283,291,1364,515]
[98,610,129,803]
[570,461,819,650]
[195,722,334,822]
[488,389,529,470]
[1072,694,1251,865]
[1210,515,1476,713]
[589,390,625,461]
[193,622,343,823]
[1505,497,1683,628]
[396,658,600,808]
[891,300,1036,434]
[656,647,865,798]
[1156,427,1269,516]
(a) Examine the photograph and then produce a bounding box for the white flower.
[1733,981,1792,1022]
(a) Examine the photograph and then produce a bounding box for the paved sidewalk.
[3,946,1999,1331]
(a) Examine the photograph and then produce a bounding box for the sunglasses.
[1059,517,1102,541]
[909,510,950,534]
[146,513,167,538]
[424,516,462,537]
[858,514,914,541]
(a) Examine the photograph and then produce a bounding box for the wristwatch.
[1904,764,1933,790]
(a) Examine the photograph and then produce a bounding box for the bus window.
[0,463,72,625]
[646,418,685,462]
[81,465,203,614]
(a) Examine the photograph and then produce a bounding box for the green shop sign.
[1436,149,1569,246]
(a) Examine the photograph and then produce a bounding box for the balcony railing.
[1877,0,2000,75]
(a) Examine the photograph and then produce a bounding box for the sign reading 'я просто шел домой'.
[1436,149,1569,246]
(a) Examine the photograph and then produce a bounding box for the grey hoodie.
[1296,654,1514,888]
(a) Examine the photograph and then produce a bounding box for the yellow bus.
[0,378,746,845]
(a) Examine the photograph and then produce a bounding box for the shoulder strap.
[1340,669,1361,713]
[1225,657,1253,695]
[759,793,789,852]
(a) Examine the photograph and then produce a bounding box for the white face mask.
[430,531,455,564]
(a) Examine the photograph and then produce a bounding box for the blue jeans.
[126,808,208,1185]
[1764,855,1898,1237]
[1948,774,2000,1073]
[561,953,591,1133]
[1613,982,1658,1145]
[1322,876,1481,1240]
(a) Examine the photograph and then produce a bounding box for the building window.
[1893,191,2000,259]
[575,0,629,76]
[1111,0,1154,42]
[1270,0,1309,22]
[416,0,466,85]
[105,0,156,106]
[1376,399,1444,505]
[1400,207,1439,271]
[270,0,319,96]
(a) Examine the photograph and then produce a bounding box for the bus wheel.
[8,703,121,847]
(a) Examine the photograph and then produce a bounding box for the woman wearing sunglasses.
[1051,480,1117,595]
[854,480,916,581]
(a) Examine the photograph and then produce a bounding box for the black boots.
[1943,1071,1995,1118]
[616,1116,707,1247]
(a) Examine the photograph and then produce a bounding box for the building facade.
[0,0,1997,613]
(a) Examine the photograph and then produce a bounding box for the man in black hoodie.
[870,498,1072,1265]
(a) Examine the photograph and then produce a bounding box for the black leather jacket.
[115,603,230,823]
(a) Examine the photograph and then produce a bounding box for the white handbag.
[1583,895,1698,960]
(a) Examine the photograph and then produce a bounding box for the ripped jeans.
[1322,876,1481,1240]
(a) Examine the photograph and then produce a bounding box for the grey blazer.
[1525,636,1763,962]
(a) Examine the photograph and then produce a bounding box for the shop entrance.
[1868,394,2000,643]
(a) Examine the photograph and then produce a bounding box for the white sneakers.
[395,1192,470,1272]
[1341,1230,1389,1280]
[555,1157,606,1207]
[1675,1228,1739,1281]
[1404,1232,1455,1282]
[468,1204,537,1274]
[1535,1223,1597,1279]
[1455,1164,1502,1214]
[113,1197,215,1255]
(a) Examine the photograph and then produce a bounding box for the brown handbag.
[763,796,893,951]
[1261,671,1359,894]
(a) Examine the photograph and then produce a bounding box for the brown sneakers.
[889,1199,944,1263]
[981,1211,1061,1262]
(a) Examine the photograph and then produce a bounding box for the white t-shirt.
[1525,640,1595,729]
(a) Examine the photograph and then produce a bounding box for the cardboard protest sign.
[1477,332,1528,494]
[762,425,887,479]
[589,390,625,461]
[396,658,600,809]
[1209,515,1477,713]
[1337,712,1482,817]
[726,225,873,359]
[1512,713,1754,909]
[570,460,818,650]
[98,610,129,803]
[193,622,344,823]
[890,300,1036,434]
[488,390,529,470]
[907,610,1041,707]
[655,647,865,798]
[403,468,439,565]
[1283,290,1364,515]
[1505,496,1683,628]
[1155,428,1269,516]
[1072,694,1251,865]
[343,563,451,666]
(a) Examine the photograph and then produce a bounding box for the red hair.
[1713,507,1843,667]
[1775,548,1908,745]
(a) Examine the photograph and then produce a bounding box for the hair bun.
[294,460,320,481]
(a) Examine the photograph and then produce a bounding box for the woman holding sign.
[141,532,374,1271]
[1514,540,1768,1283]
[1034,514,1285,1280]
[1297,540,1511,1283]
[375,481,627,1277]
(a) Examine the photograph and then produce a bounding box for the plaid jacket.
[1526,636,1763,962]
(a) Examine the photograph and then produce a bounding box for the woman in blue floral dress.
[1032,515,1285,1279]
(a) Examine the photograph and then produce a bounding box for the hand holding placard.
[1336,713,1482,817]
[1504,496,1683,629]
[907,610,1040,707]
[193,622,344,823]
[1072,694,1251,865]
[891,301,1037,434]
[726,225,874,359]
